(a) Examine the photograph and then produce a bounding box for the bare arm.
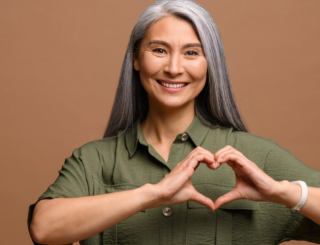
[30,147,215,244]
[213,145,320,225]
[30,184,158,244]
[277,182,320,225]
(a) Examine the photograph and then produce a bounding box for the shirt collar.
[125,115,210,158]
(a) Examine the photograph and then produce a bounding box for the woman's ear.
[133,54,140,71]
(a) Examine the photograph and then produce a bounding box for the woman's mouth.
[156,80,188,88]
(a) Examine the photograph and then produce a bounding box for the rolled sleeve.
[264,140,320,242]
[27,147,89,245]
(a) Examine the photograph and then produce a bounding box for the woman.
[28,0,320,244]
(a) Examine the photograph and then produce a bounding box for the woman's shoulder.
[78,136,118,152]
[207,125,278,149]
[66,137,119,183]
[228,128,277,148]
[70,136,118,167]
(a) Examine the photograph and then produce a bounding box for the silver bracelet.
[290,180,308,211]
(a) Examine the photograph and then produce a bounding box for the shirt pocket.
[186,198,217,244]
[93,179,159,245]
[186,183,259,245]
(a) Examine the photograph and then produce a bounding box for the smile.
[156,80,188,88]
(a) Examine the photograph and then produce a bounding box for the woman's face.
[134,16,208,111]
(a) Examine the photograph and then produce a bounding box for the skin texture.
[30,15,320,245]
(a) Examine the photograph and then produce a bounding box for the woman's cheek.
[188,60,207,81]
[149,55,167,73]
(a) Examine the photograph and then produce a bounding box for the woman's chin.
[151,99,194,111]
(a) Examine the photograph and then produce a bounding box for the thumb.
[214,189,241,209]
[190,190,215,211]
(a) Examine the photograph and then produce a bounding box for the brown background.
[1,0,319,244]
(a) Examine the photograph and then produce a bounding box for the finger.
[191,148,217,169]
[216,150,249,170]
[187,154,214,170]
[218,152,259,178]
[196,147,215,159]
[214,145,233,161]
[190,190,215,211]
[213,147,235,168]
[216,152,275,191]
[193,156,216,171]
[198,148,218,169]
[194,161,200,171]
[215,146,246,164]
[214,189,241,209]
[189,146,215,160]
[177,154,214,179]
[187,147,214,162]
[183,149,215,169]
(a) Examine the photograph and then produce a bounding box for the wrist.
[274,180,302,208]
[137,183,161,211]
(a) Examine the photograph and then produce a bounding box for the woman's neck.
[140,103,195,147]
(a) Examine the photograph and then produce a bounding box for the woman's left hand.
[213,145,282,209]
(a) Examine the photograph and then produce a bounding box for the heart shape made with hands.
[194,145,280,210]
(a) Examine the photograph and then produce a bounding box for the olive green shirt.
[28,115,320,245]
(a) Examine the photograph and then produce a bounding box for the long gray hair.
[103,0,249,138]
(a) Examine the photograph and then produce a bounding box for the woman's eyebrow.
[147,40,202,49]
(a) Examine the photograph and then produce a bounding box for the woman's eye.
[186,51,199,56]
[153,48,166,54]
[152,49,199,56]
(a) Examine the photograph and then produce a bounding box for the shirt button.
[181,132,189,141]
[162,207,172,217]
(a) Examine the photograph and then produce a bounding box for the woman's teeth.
[159,82,187,88]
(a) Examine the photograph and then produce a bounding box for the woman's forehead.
[144,16,201,44]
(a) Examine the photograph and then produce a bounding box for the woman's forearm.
[30,149,221,244]
[276,181,320,225]
[30,183,158,244]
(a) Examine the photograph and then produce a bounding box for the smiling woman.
[133,16,208,136]
[27,0,320,245]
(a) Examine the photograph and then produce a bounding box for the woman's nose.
[163,53,185,77]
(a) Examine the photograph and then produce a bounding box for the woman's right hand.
[152,146,216,211]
